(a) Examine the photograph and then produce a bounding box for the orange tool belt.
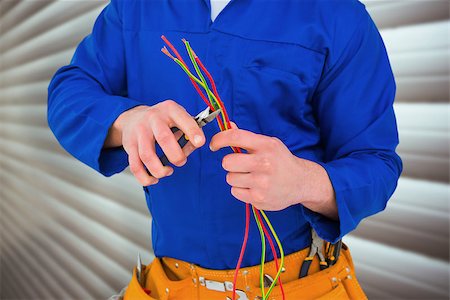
[123,242,367,300]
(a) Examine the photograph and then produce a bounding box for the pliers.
[299,228,328,278]
[146,107,221,176]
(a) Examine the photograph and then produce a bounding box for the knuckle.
[139,151,152,163]
[145,108,158,119]
[155,131,172,145]
[164,99,177,107]
[129,164,139,175]
[259,156,272,170]
[269,137,281,147]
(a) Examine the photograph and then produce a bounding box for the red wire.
[161,36,281,299]
[232,202,250,300]
[195,56,241,152]
[161,35,215,112]
[195,56,231,127]
[254,209,285,299]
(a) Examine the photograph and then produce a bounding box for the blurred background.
[0,0,448,299]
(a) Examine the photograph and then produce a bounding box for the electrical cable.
[160,36,285,300]
[161,36,226,131]
[252,206,267,298]
[254,209,285,299]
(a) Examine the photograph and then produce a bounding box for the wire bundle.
[161,36,285,300]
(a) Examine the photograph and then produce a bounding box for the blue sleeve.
[47,0,142,176]
[301,9,403,243]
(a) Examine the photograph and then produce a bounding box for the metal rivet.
[246,286,251,291]
[331,277,337,283]
[345,267,350,273]
[281,267,286,273]
[165,287,170,294]
[243,270,249,275]
[192,278,197,284]
[225,281,233,291]
[175,263,179,268]
[199,277,206,286]
[347,275,352,280]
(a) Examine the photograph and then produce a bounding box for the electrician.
[48,0,402,299]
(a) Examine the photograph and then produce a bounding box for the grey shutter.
[0,1,448,299]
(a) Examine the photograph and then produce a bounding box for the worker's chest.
[124,29,324,147]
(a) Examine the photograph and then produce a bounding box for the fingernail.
[167,169,174,176]
[194,135,203,146]
[209,143,215,152]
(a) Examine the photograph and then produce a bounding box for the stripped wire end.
[161,46,176,61]
[182,38,198,58]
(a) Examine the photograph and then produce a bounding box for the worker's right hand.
[105,100,206,186]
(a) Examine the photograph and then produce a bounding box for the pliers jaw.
[195,107,222,128]
[299,228,329,278]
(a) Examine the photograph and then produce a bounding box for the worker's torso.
[118,0,364,269]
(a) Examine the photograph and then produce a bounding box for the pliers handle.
[299,228,328,278]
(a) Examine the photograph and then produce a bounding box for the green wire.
[165,40,286,300]
[173,57,229,126]
[252,206,267,299]
[173,58,208,89]
[183,40,229,129]
[260,210,285,298]
[184,40,219,110]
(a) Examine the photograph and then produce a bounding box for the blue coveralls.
[48,0,403,270]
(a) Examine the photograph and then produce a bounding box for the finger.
[230,187,252,204]
[226,172,254,189]
[173,130,184,140]
[128,147,159,186]
[229,121,238,129]
[152,120,187,167]
[182,141,196,157]
[168,104,205,147]
[173,130,197,157]
[137,131,173,178]
[222,153,257,172]
[209,129,266,152]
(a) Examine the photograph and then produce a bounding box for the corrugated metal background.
[0,0,449,299]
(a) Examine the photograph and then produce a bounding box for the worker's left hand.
[209,123,331,211]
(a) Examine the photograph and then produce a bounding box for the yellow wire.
[164,40,285,299]
[252,206,267,299]
[260,210,285,298]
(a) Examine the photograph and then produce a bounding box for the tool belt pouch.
[124,244,367,300]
